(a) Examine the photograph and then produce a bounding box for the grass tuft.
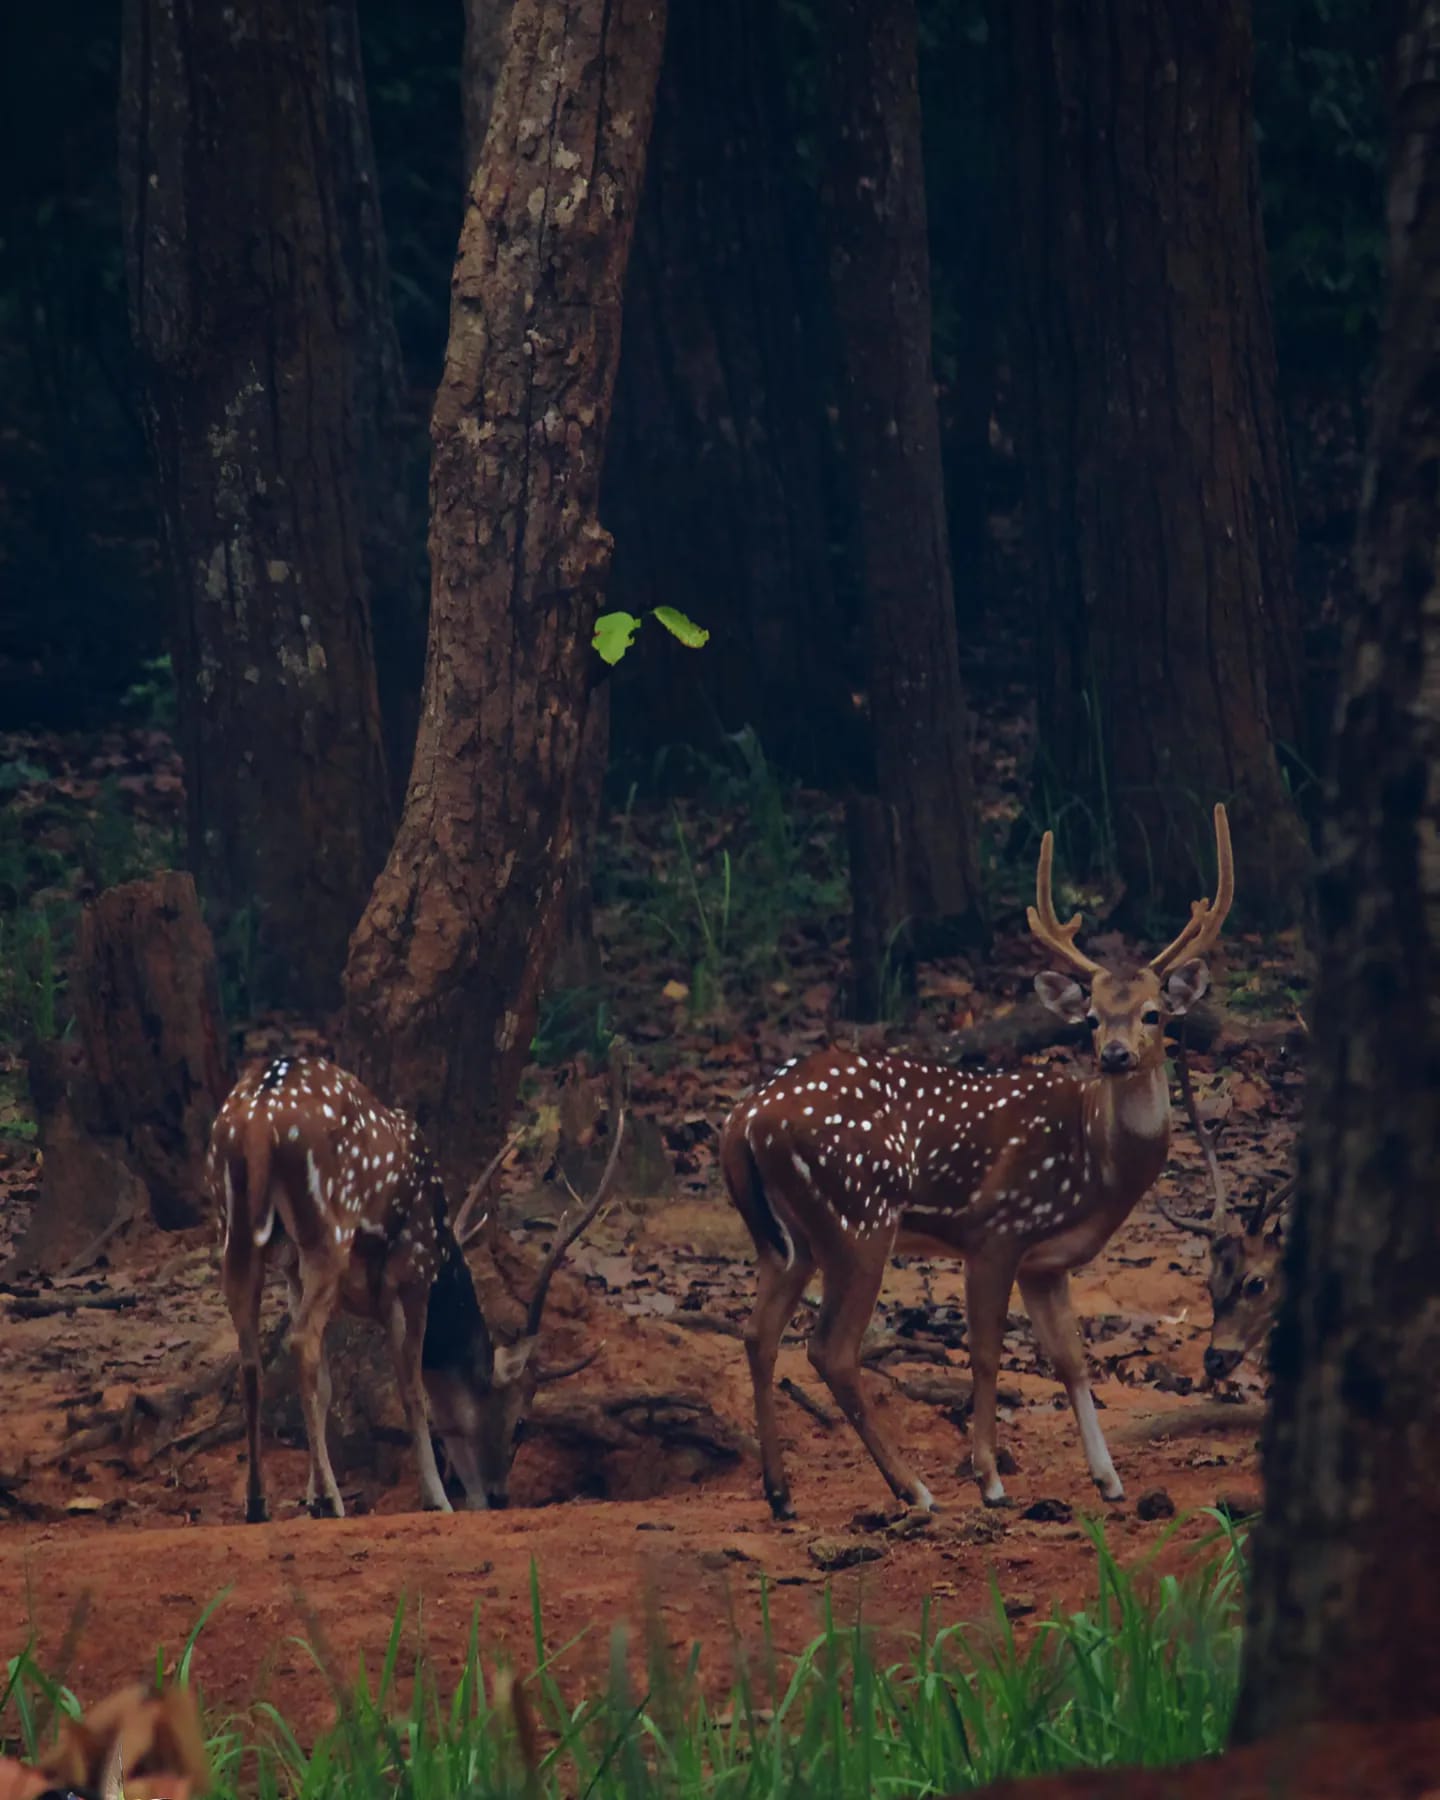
[2,1520,1246,1797]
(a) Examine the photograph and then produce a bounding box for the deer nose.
[1204,1347,1238,1381]
[1099,1041,1136,1073]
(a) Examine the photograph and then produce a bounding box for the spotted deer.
[209,1056,621,1521]
[720,805,1234,1516]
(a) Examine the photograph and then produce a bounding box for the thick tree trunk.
[601,0,853,781]
[1235,2,1440,1737]
[343,0,666,1177]
[324,1,427,810]
[822,0,986,961]
[461,0,515,182]
[119,0,397,1012]
[1005,0,1310,919]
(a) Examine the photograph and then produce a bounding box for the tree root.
[529,1388,754,1462]
[51,1313,290,1465]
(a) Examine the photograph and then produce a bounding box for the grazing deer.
[208,1056,621,1521]
[720,805,1233,1516]
[1152,1029,1293,1385]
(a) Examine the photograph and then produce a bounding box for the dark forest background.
[1,0,1383,759]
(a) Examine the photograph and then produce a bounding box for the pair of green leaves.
[592,605,709,666]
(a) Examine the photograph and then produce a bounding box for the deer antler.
[1026,831,1104,977]
[525,1109,627,1338]
[1147,804,1235,977]
[1244,1173,1296,1237]
[1161,1038,1231,1241]
[454,1127,524,1249]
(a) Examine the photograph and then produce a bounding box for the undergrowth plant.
[2,1518,1246,1798]
[607,728,846,1016]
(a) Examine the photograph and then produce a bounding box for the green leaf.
[592,611,642,665]
[652,605,710,650]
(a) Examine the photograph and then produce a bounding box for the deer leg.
[389,1292,452,1514]
[284,1268,324,1512]
[1019,1269,1123,1502]
[224,1255,267,1525]
[809,1237,933,1512]
[289,1271,345,1519]
[965,1250,1021,1507]
[743,1248,816,1519]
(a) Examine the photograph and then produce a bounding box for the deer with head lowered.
[1154,1044,1293,1385]
[721,805,1233,1516]
[208,1056,622,1521]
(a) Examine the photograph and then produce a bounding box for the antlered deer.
[209,1056,621,1520]
[1153,1027,1293,1385]
[721,806,1233,1515]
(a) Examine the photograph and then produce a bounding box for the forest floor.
[0,686,1306,1737]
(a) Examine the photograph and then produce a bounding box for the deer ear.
[492,1339,535,1386]
[1165,957,1210,1015]
[1034,971,1088,1022]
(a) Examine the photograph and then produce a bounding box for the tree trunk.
[1235,1,1440,1737]
[1004,0,1310,920]
[119,0,397,1012]
[601,0,854,782]
[821,0,986,958]
[343,0,666,1177]
[324,1,427,811]
[461,0,515,182]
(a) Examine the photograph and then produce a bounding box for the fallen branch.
[7,1291,139,1321]
[53,1311,290,1464]
[780,1377,837,1428]
[57,1208,137,1281]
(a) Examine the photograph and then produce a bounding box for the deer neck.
[1084,1063,1170,1203]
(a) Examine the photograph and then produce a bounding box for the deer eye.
[1243,1275,1268,1298]
[1141,1007,1161,1025]
[1084,1013,1100,1032]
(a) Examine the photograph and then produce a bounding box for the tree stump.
[13,873,230,1272]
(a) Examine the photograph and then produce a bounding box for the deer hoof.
[245,1498,269,1525]
[981,1489,1014,1510]
[765,1487,797,1522]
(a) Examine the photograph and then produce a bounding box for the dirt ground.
[0,1171,1274,1738]
[0,725,1303,1742]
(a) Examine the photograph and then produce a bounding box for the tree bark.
[461,0,515,183]
[600,0,854,781]
[1235,1,1440,1737]
[821,0,986,957]
[1004,0,1310,919]
[119,0,398,1011]
[324,1,427,810]
[343,0,666,1178]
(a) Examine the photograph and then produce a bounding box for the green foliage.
[1254,0,1387,376]
[531,985,616,1067]
[119,653,178,732]
[609,729,846,1016]
[0,909,58,1044]
[1,1523,1246,1797]
[594,608,710,667]
[0,757,184,1056]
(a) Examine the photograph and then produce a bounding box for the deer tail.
[720,1120,796,1269]
[243,1114,277,1250]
